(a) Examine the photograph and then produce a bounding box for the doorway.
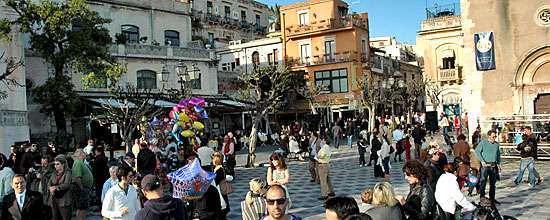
[534,94,550,114]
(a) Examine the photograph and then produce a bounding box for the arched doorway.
[514,45,550,114]
[535,94,550,114]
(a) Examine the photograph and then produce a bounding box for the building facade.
[0,3,30,155]
[25,0,218,146]
[189,0,269,47]
[281,0,370,122]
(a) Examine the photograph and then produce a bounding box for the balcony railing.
[288,50,366,67]
[438,67,461,82]
[109,44,211,59]
[286,15,368,36]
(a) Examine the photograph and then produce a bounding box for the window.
[256,14,260,25]
[225,6,231,18]
[314,69,348,93]
[252,51,260,67]
[442,57,455,69]
[190,73,201,89]
[300,43,310,63]
[208,32,214,44]
[207,1,213,14]
[241,10,247,22]
[267,53,274,65]
[361,39,367,53]
[121,25,139,44]
[164,30,180,46]
[324,40,335,61]
[137,70,157,89]
[299,11,308,25]
[235,58,240,66]
[273,49,278,65]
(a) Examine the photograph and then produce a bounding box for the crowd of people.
[0,110,544,220]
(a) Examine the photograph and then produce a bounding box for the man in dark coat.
[19,144,41,175]
[90,147,109,205]
[411,123,426,159]
[1,174,46,220]
[135,175,188,220]
[137,143,157,176]
[424,148,444,190]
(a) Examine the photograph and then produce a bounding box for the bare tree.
[356,67,382,131]
[0,52,24,99]
[237,66,304,167]
[425,79,442,111]
[297,81,327,115]
[91,85,165,152]
[402,79,427,124]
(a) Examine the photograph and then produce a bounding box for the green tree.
[238,66,304,167]
[268,4,281,31]
[0,0,124,147]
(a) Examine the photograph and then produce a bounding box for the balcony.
[206,13,220,23]
[438,67,461,82]
[285,15,368,37]
[287,50,365,68]
[108,44,211,60]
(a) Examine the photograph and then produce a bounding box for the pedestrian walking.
[424,147,444,190]
[137,143,157,177]
[523,127,544,184]
[435,163,475,219]
[213,152,230,217]
[222,135,236,176]
[392,126,404,162]
[346,121,354,149]
[331,123,343,149]
[90,146,109,205]
[48,155,72,220]
[72,148,94,220]
[453,134,471,188]
[395,160,437,220]
[411,123,426,159]
[317,139,335,200]
[357,138,367,166]
[514,134,536,187]
[474,129,502,204]
[308,132,321,184]
[378,136,391,183]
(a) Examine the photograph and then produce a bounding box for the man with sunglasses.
[101,166,140,220]
[261,185,301,220]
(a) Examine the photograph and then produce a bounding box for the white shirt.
[102,184,141,220]
[392,129,403,145]
[197,146,215,166]
[84,145,94,155]
[435,173,475,214]
[15,189,26,211]
[289,140,300,153]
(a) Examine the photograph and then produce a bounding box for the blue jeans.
[358,148,366,165]
[347,135,353,148]
[334,137,340,148]
[442,126,448,135]
[515,158,536,185]
[479,166,498,200]
[382,157,390,174]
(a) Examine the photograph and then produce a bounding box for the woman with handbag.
[48,155,72,220]
[213,151,230,218]
[267,152,292,209]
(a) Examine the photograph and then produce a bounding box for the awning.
[148,100,178,107]
[86,98,137,108]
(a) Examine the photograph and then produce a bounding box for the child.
[404,136,412,161]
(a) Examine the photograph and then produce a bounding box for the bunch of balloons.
[169,98,209,143]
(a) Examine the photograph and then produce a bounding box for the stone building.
[418,0,550,135]
[25,0,218,147]
[0,3,30,155]
[189,0,269,47]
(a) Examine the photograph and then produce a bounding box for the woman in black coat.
[395,160,437,220]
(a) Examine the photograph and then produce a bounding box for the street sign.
[111,124,118,134]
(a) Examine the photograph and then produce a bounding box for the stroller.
[472,197,517,220]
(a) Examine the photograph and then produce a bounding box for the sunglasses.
[54,163,62,165]
[266,198,286,205]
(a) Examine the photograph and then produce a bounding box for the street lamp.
[175,61,189,91]
[159,65,170,83]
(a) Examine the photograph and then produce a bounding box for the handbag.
[219,179,234,195]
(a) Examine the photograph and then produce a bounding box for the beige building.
[418,0,550,135]
[25,0,218,146]
[0,3,30,155]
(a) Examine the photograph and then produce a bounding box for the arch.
[513,44,550,86]
[121,24,139,44]
[136,69,157,89]
[252,51,260,67]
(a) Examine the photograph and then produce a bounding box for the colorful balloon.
[181,130,195,137]
[192,121,205,130]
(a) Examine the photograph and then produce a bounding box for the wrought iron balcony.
[285,15,368,37]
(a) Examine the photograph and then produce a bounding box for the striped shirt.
[241,193,268,220]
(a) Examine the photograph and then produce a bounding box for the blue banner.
[475,31,496,70]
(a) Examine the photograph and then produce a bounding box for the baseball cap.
[141,174,161,191]
[125,152,135,159]
[428,147,444,155]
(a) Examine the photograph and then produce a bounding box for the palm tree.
[269,4,281,31]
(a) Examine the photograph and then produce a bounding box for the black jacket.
[20,151,41,174]
[188,185,223,220]
[401,183,436,220]
[411,127,425,143]
[1,190,45,220]
[424,159,443,191]
[135,195,188,220]
[517,141,536,159]
[90,154,109,181]
[137,148,157,172]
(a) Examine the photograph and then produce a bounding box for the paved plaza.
[81,134,550,220]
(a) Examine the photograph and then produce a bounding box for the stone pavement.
[81,134,549,219]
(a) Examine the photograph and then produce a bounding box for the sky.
[259,0,459,45]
